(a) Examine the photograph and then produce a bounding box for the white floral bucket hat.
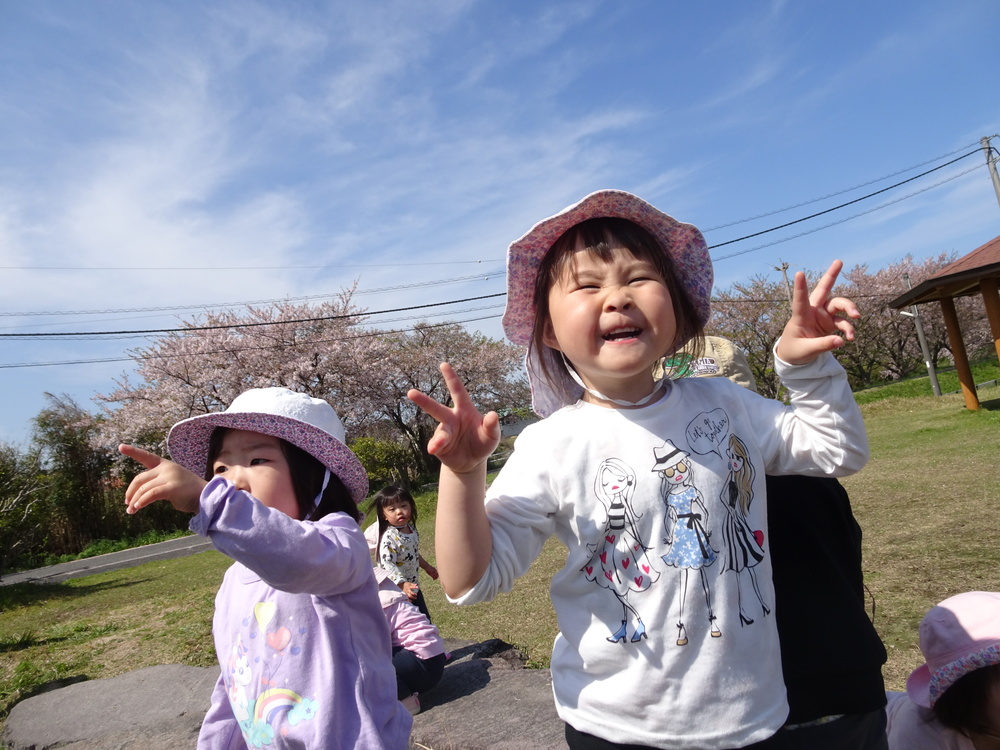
[502,189,713,417]
[167,387,369,504]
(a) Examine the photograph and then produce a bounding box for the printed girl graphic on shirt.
[582,458,659,644]
[652,440,720,646]
[719,434,769,626]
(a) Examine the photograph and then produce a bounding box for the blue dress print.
[661,485,717,569]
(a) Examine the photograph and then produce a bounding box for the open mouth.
[603,328,641,342]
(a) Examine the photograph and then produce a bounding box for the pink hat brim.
[167,411,369,505]
[906,664,933,708]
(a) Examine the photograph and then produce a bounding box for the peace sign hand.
[775,259,861,365]
[407,363,501,475]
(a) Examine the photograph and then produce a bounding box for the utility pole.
[773,260,793,303]
[902,273,941,397]
[981,136,1000,210]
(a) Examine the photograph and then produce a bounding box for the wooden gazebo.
[889,233,1000,409]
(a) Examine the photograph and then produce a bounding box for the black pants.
[392,647,446,699]
[764,710,888,750]
[565,709,888,750]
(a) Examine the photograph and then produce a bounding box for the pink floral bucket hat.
[167,387,369,504]
[501,189,713,417]
[906,591,1000,708]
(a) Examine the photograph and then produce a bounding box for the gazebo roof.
[889,233,1000,308]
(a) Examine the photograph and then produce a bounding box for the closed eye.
[626,259,664,284]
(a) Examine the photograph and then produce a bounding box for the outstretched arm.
[775,259,860,365]
[407,362,500,598]
[119,444,206,515]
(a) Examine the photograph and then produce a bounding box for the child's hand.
[407,363,501,475]
[418,555,439,580]
[119,444,206,515]
[775,260,860,366]
[401,581,420,601]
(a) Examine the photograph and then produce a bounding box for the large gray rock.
[411,639,563,749]
[2,639,564,749]
[2,664,218,749]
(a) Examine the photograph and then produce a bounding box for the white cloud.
[1,0,999,443]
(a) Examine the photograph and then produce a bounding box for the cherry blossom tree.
[98,291,529,482]
[98,290,368,454]
[838,258,929,386]
[708,255,991,395]
[840,253,990,387]
[708,275,790,398]
[346,322,529,477]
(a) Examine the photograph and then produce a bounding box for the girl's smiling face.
[383,500,413,529]
[599,462,632,498]
[660,460,689,486]
[542,245,676,406]
[212,429,299,519]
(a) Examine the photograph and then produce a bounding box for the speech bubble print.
[685,409,730,458]
[254,602,276,632]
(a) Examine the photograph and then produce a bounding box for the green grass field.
[2,375,1000,727]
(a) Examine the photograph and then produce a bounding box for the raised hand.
[775,259,860,365]
[407,363,501,475]
[119,444,206,515]
[408,363,499,597]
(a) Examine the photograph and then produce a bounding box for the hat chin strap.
[312,468,331,512]
[561,353,666,409]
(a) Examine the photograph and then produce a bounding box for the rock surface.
[2,639,564,750]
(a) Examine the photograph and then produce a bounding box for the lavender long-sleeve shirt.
[192,477,412,749]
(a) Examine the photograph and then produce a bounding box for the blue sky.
[1,1,999,445]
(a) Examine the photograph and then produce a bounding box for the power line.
[3,142,979,278]
[712,160,982,261]
[1,144,986,326]
[0,288,914,369]
[0,293,506,338]
[0,259,499,271]
[0,140,990,366]
[725,292,901,303]
[0,270,505,318]
[0,314,504,369]
[702,139,984,231]
[0,155,979,339]
[706,148,981,251]
[6,303,507,342]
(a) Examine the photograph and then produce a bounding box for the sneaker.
[401,693,421,716]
